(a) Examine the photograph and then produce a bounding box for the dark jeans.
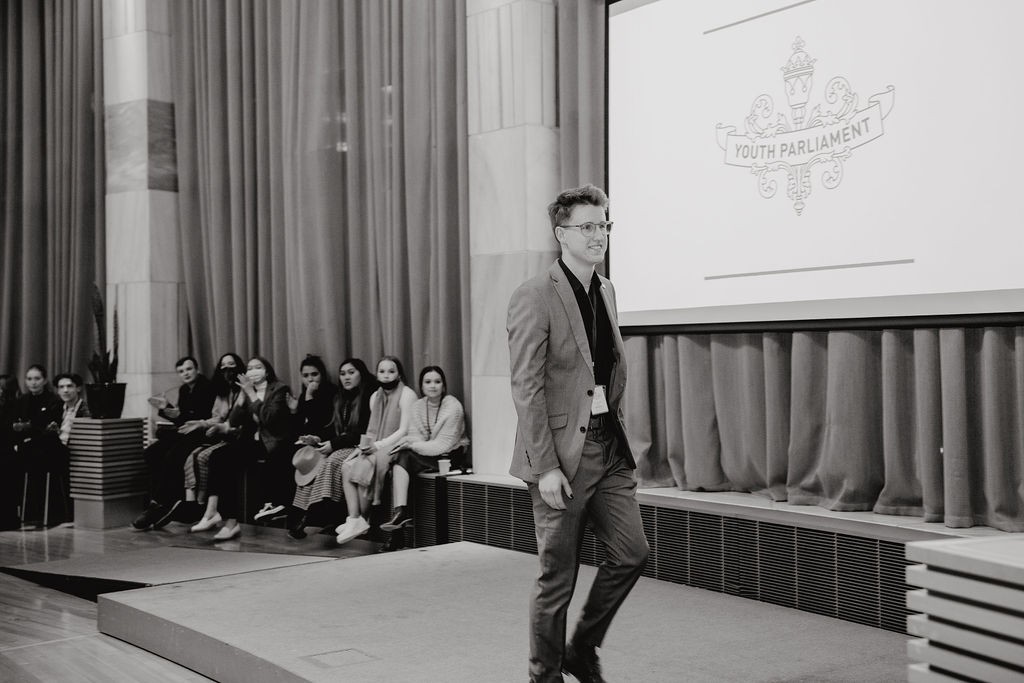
[527,419,650,682]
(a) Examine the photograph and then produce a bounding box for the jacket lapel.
[549,261,594,374]
[598,279,625,359]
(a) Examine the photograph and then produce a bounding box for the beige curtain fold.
[0,0,104,379]
[172,0,468,394]
[625,328,1024,531]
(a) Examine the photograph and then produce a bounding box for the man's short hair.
[547,184,609,235]
[54,373,84,388]
[175,355,199,370]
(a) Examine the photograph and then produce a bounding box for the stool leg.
[44,472,51,528]
[21,473,29,525]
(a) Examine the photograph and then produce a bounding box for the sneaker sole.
[380,519,413,532]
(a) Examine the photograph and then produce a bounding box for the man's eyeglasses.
[558,221,614,237]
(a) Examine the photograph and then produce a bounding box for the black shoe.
[287,514,307,540]
[380,506,412,532]
[151,500,182,529]
[562,643,604,683]
[132,501,164,530]
[172,501,202,524]
[376,536,403,553]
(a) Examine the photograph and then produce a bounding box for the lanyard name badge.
[588,283,609,416]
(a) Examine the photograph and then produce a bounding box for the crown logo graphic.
[716,37,895,215]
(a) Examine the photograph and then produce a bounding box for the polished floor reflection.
[0,521,356,682]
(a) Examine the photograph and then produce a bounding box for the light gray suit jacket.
[507,260,636,483]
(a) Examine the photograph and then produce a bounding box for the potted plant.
[85,284,126,419]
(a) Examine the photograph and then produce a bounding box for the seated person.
[54,373,91,445]
[335,355,416,545]
[0,374,22,529]
[289,358,374,539]
[133,356,215,530]
[380,365,467,539]
[11,365,65,525]
[229,356,295,528]
[185,353,247,541]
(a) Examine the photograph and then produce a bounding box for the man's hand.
[163,406,181,419]
[148,396,168,410]
[178,420,205,435]
[538,469,572,510]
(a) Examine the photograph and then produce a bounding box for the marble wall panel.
[469,127,527,255]
[471,250,558,377]
[147,100,177,191]
[144,31,173,104]
[103,32,149,106]
[148,282,184,376]
[523,125,561,252]
[468,0,557,135]
[119,371,155,419]
[468,0,552,16]
[468,9,502,134]
[148,191,180,283]
[109,281,153,378]
[471,375,518,475]
[106,190,151,283]
[103,0,144,39]
[106,100,148,193]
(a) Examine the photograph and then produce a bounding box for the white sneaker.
[213,524,241,541]
[337,516,370,545]
[190,513,222,533]
[254,503,284,521]
[335,518,354,536]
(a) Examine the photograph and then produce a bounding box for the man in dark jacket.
[133,356,215,530]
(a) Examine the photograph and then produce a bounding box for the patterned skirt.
[292,447,357,510]
[183,441,230,499]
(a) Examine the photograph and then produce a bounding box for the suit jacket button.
[587,389,594,396]
[579,426,586,433]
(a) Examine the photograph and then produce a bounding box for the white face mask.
[246,368,267,384]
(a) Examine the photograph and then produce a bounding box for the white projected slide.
[609,0,1024,327]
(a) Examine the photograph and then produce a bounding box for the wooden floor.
[0,520,357,682]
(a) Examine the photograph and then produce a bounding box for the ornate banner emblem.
[716,38,895,215]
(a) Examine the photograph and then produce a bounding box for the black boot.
[380,506,412,531]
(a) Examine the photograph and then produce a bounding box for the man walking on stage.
[507,184,649,682]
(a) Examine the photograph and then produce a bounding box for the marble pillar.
[103,0,185,421]
[467,0,560,475]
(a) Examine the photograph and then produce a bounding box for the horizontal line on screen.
[705,258,915,281]
[703,0,818,35]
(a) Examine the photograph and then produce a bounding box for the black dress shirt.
[557,258,615,388]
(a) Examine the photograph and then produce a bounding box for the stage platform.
[93,541,907,682]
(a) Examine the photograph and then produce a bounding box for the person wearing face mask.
[11,365,64,526]
[132,356,216,531]
[378,365,469,551]
[335,355,417,545]
[288,358,375,539]
[183,353,248,540]
[227,356,296,534]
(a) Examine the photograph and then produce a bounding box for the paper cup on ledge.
[437,458,451,475]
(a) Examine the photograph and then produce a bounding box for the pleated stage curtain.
[0,0,105,379]
[170,0,468,393]
[624,328,1024,531]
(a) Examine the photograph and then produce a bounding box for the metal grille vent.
[411,477,437,547]
[446,480,916,634]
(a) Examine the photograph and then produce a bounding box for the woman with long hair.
[179,353,246,539]
[335,355,416,545]
[380,365,468,541]
[230,356,296,529]
[288,358,374,539]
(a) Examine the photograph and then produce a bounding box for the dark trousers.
[527,421,650,682]
[144,430,205,505]
[14,436,72,525]
[207,441,243,519]
[249,439,295,517]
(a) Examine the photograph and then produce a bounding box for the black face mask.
[379,378,400,391]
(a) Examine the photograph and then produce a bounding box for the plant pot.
[85,382,127,419]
